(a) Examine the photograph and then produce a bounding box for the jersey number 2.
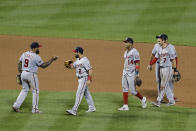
[24,59,29,67]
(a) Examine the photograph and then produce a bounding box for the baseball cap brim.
[123,40,129,43]
[156,36,161,39]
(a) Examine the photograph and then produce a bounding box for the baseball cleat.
[12,107,20,112]
[66,109,77,116]
[141,97,147,108]
[86,108,96,113]
[174,97,179,102]
[32,110,42,114]
[118,105,129,111]
[167,102,175,106]
[151,101,161,107]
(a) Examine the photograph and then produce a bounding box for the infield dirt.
[0,35,195,107]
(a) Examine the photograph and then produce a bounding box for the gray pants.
[157,67,175,103]
[72,77,95,112]
[122,73,137,95]
[13,71,39,112]
[155,63,174,98]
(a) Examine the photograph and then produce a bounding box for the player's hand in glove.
[64,60,73,69]
[135,76,142,87]
[173,69,181,82]
[16,73,22,85]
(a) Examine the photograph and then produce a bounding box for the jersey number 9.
[24,59,29,67]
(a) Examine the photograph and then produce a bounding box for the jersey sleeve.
[152,44,158,55]
[155,52,159,58]
[83,58,92,71]
[171,45,177,58]
[73,61,77,68]
[36,55,44,66]
[133,50,140,61]
[169,47,176,60]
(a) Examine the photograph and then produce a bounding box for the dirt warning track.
[0,35,195,107]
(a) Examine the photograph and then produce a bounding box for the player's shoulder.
[168,43,176,50]
[82,56,89,62]
[154,43,161,48]
[168,43,175,48]
[132,48,139,53]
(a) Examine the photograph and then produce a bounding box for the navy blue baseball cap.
[156,34,168,40]
[73,46,84,54]
[123,37,134,43]
[30,42,42,49]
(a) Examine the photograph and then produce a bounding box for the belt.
[24,70,37,74]
[160,66,170,68]
[77,76,86,79]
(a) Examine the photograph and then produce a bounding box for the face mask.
[36,49,39,54]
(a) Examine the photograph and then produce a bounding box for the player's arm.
[40,56,58,69]
[87,68,93,86]
[149,54,155,63]
[171,59,177,73]
[135,60,140,76]
[147,56,158,71]
[18,61,22,73]
[88,69,93,81]
[69,63,75,69]
[175,57,178,69]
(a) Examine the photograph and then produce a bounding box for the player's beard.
[36,49,39,54]
[75,54,79,58]
[125,45,131,50]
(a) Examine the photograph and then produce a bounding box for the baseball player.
[118,37,147,111]
[148,35,178,102]
[13,42,58,113]
[147,34,176,107]
[65,47,96,116]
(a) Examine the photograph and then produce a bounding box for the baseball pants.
[13,71,39,112]
[122,73,137,95]
[157,67,175,103]
[72,76,95,112]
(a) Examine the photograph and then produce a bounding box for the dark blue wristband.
[135,70,139,75]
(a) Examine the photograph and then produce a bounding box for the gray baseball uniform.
[71,57,95,112]
[152,43,177,99]
[13,51,43,113]
[155,44,176,104]
[122,48,140,95]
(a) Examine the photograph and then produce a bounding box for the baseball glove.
[173,69,181,82]
[64,60,73,68]
[135,76,142,87]
[16,74,22,85]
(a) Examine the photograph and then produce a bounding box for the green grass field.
[0,0,196,46]
[0,90,196,131]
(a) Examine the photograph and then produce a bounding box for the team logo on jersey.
[160,53,169,57]
[75,64,83,68]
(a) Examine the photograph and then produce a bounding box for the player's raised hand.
[147,65,152,71]
[52,56,59,61]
